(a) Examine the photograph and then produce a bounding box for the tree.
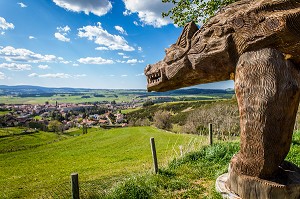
[143,100,154,107]
[162,0,237,27]
[153,110,172,130]
[48,120,63,133]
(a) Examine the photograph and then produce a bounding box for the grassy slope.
[0,127,205,198]
[2,127,298,198]
[100,131,300,199]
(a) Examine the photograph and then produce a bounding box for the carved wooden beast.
[145,0,300,198]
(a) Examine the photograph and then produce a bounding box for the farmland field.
[0,94,131,105]
[0,86,234,105]
[0,126,206,198]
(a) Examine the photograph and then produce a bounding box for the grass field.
[0,89,233,105]
[97,132,300,198]
[0,126,206,198]
[1,126,298,198]
[0,110,10,115]
[0,95,129,105]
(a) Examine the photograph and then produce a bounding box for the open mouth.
[147,70,162,85]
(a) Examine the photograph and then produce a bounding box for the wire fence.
[38,126,217,199]
[40,179,105,199]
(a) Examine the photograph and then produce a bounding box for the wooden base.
[216,173,241,199]
[226,160,300,199]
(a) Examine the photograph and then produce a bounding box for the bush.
[153,110,172,130]
[48,120,63,133]
[143,101,154,107]
[182,103,240,136]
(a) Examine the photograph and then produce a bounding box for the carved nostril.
[145,64,152,74]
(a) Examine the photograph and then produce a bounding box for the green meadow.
[0,127,206,198]
[1,126,299,198]
[0,95,125,105]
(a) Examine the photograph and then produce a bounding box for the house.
[99,119,108,124]
[115,113,124,123]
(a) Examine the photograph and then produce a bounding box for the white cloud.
[38,64,50,69]
[0,63,31,71]
[29,73,86,78]
[0,17,14,34]
[73,74,87,78]
[133,21,139,26]
[29,36,35,39]
[138,46,142,52]
[136,73,144,76]
[54,26,71,42]
[123,10,131,16]
[116,58,144,64]
[118,52,124,56]
[52,0,112,17]
[116,60,126,63]
[18,2,27,8]
[28,73,38,77]
[126,59,144,64]
[78,57,114,65]
[58,26,70,32]
[60,60,71,64]
[114,25,127,35]
[0,46,59,63]
[95,47,109,51]
[123,0,173,28]
[78,22,135,51]
[121,74,128,77]
[123,55,129,59]
[55,32,70,42]
[109,74,115,77]
[73,63,79,66]
[39,73,72,78]
[0,72,6,79]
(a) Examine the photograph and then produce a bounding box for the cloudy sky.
[0,0,233,89]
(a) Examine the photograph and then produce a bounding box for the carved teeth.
[147,69,163,85]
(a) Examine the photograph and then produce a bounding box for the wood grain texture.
[227,48,300,198]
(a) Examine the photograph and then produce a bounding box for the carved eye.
[214,27,223,37]
[266,18,280,31]
[173,53,178,60]
[233,17,244,29]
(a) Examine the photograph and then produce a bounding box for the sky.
[0,0,234,90]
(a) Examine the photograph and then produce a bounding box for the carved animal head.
[145,22,199,92]
[145,21,236,92]
[145,0,300,92]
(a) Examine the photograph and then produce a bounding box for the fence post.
[179,145,183,157]
[150,137,158,174]
[209,123,213,145]
[71,173,80,199]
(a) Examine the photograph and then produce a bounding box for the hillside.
[0,126,205,198]
[1,126,299,198]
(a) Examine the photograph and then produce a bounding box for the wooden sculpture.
[145,0,300,198]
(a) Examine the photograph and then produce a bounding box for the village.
[0,100,139,131]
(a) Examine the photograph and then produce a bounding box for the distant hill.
[0,85,97,97]
[0,85,234,97]
[0,85,85,95]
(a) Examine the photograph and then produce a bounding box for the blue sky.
[0,0,233,89]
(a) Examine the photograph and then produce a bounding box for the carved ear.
[176,21,198,49]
